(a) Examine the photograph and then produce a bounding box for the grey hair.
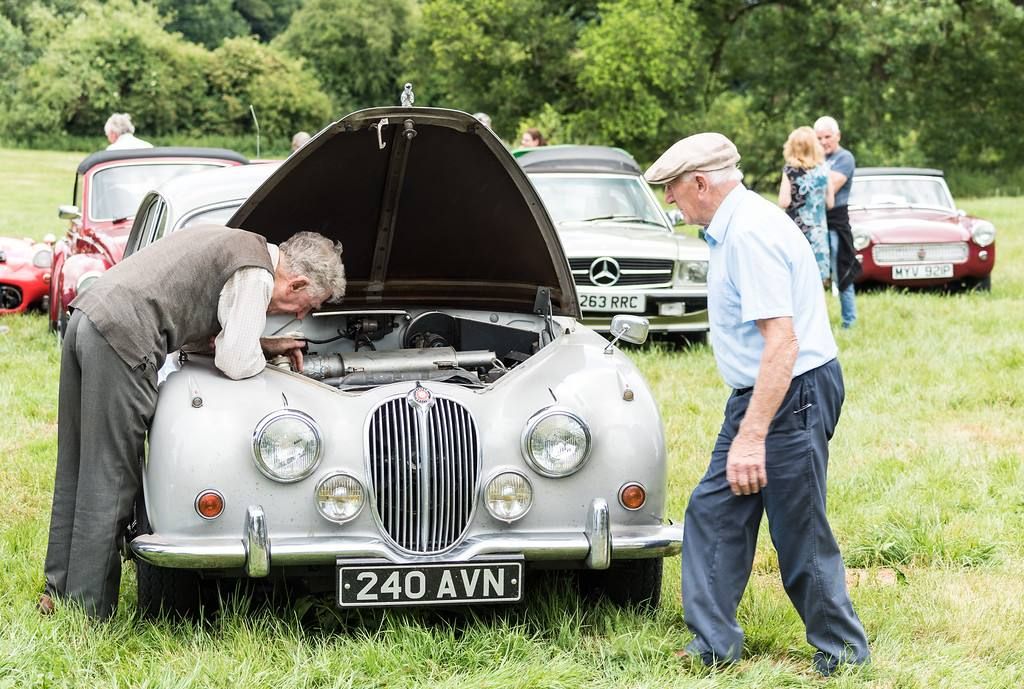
[680,166,744,186]
[279,231,346,303]
[104,113,135,136]
[813,115,840,133]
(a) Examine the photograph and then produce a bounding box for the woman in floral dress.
[778,126,834,287]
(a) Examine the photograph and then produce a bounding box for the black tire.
[974,275,992,292]
[135,558,212,620]
[579,558,663,613]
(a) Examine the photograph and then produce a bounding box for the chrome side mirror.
[58,205,81,221]
[665,208,684,226]
[604,315,650,353]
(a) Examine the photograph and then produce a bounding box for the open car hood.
[230,108,579,317]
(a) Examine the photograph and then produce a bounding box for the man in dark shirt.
[815,116,860,328]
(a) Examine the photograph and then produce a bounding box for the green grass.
[2,149,1024,687]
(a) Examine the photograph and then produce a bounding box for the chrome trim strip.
[130,524,683,569]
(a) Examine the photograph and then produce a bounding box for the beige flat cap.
[644,132,740,184]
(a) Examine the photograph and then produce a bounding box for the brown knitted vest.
[72,225,274,368]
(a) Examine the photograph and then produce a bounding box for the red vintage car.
[0,235,55,314]
[48,147,249,334]
[849,168,996,290]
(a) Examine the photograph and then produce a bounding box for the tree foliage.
[1,0,1022,185]
[204,36,334,138]
[401,0,578,138]
[275,0,415,113]
[154,0,249,49]
[0,0,332,145]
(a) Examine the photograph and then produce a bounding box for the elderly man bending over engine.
[40,226,346,619]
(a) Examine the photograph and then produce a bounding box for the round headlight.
[315,472,364,523]
[252,409,322,482]
[76,271,101,294]
[677,260,709,283]
[484,471,533,522]
[852,228,871,251]
[32,247,53,269]
[971,220,995,248]
[521,408,592,477]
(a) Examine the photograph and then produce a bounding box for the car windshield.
[180,204,243,230]
[529,173,668,230]
[849,177,954,211]
[90,163,224,221]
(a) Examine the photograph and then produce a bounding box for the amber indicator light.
[620,483,646,510]
[195,491,224,519]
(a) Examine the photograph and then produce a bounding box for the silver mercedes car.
[517,146,710,338]
[128,107,681,618]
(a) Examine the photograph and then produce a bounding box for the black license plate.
[337,560,524,608]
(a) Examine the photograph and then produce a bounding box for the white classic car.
[128,107,682,617]
[517,146,710,338]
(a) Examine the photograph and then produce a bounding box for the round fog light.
[619,482,646,511]
[484,471,533,522]
[315,472,365,523]
[195,490,225,520]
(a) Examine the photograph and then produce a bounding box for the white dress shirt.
[106,133,153,150]
[213,245,278,380]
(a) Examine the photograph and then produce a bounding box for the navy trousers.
[682,358,869,674]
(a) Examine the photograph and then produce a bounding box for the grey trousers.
[682,359,869,674]
[44,310,157,619]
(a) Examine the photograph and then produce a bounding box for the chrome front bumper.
[130,499,682,574]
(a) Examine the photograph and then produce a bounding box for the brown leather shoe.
[37,593,55,615]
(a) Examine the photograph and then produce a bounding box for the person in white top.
[104,112,153,150]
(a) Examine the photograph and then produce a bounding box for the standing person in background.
[645,132,870,676]
[291,131,311,152]
[779,126,834,289]
[814,116,859,328]
[104,113,152,150]
[520,128,545,148]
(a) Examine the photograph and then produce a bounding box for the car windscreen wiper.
[572,215,665,227]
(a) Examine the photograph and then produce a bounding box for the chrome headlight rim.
[482,468,535,523]
[251,408,323,483]
[75,270,103,293]
[971,220,996,248]
[676,259,709,284]
[520,406,593,478]
[851,228,871,251]
[32,247,53,269]
[314,470,365,524]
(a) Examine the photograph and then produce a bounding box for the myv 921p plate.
[338,559,524,608]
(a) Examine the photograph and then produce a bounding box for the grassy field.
[1,149,1022,688]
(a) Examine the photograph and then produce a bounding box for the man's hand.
[726,429,767,496]
[260,336,306,372]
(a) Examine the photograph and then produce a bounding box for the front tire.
[135,559,212,620]
[579,558,663,613]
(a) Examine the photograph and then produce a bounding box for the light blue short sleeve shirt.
[703,185,837,389]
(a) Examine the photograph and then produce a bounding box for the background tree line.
[1,0,1022,192]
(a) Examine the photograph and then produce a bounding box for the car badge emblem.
[408,385,434,408]
[917,247,927,261]
[589,257,621,286]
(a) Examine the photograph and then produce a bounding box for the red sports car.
[0,235,55,314]
[849,168,996,290]
[48,147,248,334]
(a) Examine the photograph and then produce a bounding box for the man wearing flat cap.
[646,133,869,675]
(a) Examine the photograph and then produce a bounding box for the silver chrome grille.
[872,242,968,265]
[569,257,674,287]
[366,395,479,553]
